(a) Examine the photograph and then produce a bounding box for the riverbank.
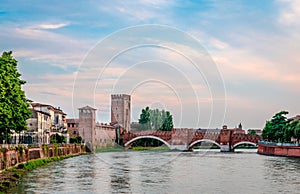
[258,142,300,157]
[0,144,86,193]
[131,146,170,151]
[0,154,85,193]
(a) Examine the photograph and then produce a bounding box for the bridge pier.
[170,144,188,151]
[220,144,233,152]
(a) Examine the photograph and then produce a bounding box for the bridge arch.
[188,139,221,149]
[233,141,257,149]
[124,135,171,149]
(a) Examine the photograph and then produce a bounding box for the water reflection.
[263,156,300,192]
[8,151,300,193]
[110,153,131,193]
[75,154,96,188]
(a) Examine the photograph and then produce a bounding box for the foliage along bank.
[0,51,31,143]
[262,111,300,143]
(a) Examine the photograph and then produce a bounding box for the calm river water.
[9,149,300,193]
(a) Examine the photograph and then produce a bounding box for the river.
[8,149,300,193]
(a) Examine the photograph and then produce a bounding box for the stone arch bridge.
[120,129,262,152]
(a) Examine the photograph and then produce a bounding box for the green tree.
[160,110,173,131]
[284,119,298,142]
[138,107,174,131]
[294,121,300,144]
[262,120,272,140]
[262,111,288,142]
[138,107,151,130]
[0,51,31,143]
[285,119,300,144]
[248,130,257,135]
[51,133,66,144]
[70,136,82,144]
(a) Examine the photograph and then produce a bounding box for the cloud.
[0,25,92,70]
[277,0,300,25]
[35,23,69,29]
[97,0,176,23]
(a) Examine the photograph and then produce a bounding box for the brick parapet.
[0,144,85,171]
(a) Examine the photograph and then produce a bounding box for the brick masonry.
[0,144,85,171]
[258,144,300,157]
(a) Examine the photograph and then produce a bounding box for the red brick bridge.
[121,128,262,151]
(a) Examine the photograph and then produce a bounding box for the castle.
[111,94,131,132]
[77,94,131,151]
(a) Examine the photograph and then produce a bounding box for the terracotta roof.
[31,102,52,107]
[31,102,66,115]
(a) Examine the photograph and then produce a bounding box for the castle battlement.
[111,94,130,100]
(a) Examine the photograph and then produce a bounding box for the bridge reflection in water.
[121,128,262,152]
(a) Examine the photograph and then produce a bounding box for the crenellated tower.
[78,106,96,150]
[111,94,131,132]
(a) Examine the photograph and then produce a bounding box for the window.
[55,115,59,124]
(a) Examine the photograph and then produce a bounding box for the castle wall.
[94,124,116,149]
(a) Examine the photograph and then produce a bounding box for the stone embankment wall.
[258,144,300,157]
[0,144,85,171]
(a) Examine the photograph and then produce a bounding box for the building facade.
[26,109,51,144]
[22,102,68,144]
[66,119,79,137]
[111,94,131,132]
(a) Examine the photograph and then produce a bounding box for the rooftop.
[78,105,97,110]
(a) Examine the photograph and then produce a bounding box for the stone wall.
[258,144,300,157]
[93,124,116,149]
[0,144,85,171]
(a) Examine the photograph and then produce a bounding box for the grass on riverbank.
[193,145,220,149]
[192,145,257,149]
[94,146,125,153]
[131,146,170,151]
[0,154,82,193]
[235,146,257,149]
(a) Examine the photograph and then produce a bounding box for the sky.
[1,0,300,129]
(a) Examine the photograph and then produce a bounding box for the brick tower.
[78,106,96,149]
[111,94,131,132]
